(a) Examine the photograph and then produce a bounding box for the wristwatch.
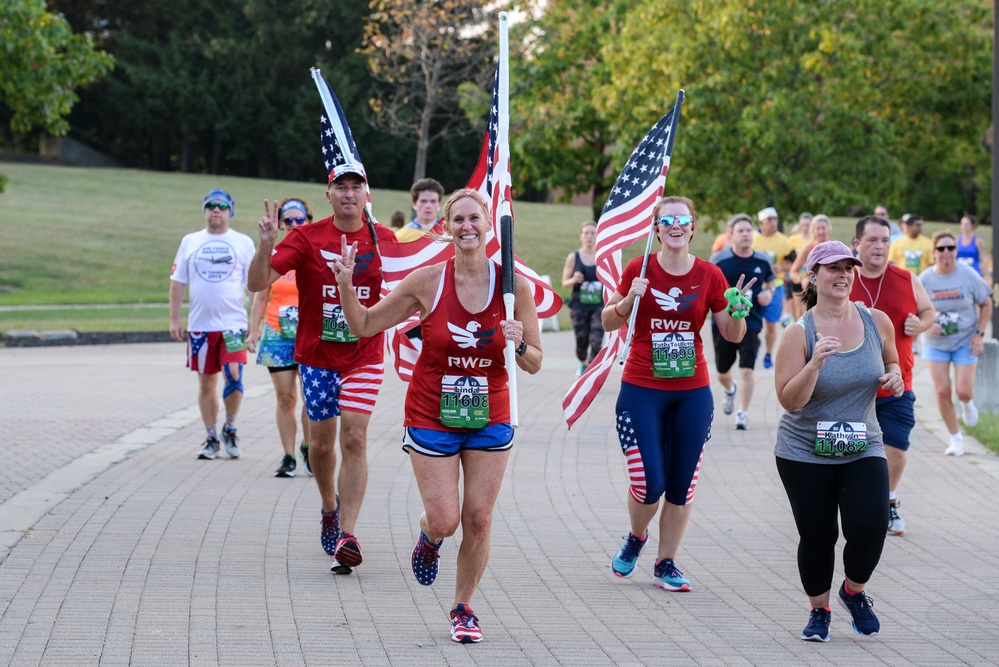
[516,340,528,356]
[975,330,986,337]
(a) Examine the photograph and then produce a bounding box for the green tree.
[363,0,495,182]
[598,0,991,222]
[510,0,628,220]
[0,0,113,192]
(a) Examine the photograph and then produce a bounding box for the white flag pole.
[497,11,518,428]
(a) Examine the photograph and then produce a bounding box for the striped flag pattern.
[562,109,679,428]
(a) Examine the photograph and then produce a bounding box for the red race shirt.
[405,259,511,430]
[617,256,729,390]
[851,263,917,396]
[270,217,397,371]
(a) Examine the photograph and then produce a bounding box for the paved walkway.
[1,330,997,666]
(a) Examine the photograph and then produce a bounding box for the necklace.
[858,271,885,308]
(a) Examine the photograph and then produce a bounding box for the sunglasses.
[935,244,957,252]
[657,215,693,227]
[205,202,230,211]
[282,216,308,227]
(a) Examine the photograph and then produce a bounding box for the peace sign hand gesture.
[724,274,757,318]
[332,234,359,290]
[258,199,280,245]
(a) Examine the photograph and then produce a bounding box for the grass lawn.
[0,161,985,334]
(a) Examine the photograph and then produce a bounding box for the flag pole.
[618,89,685,365]
[497,11,518,428]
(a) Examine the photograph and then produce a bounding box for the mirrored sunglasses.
[204,202,230,211]
[282,216,308,227]
[657,215,693,227]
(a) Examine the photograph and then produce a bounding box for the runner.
[333,188,542,643]
[774,240,903,642]
[169,189,256,460]
[604,196,753,592]
[561,220,604,376]
[850,215,934,535]
[247,197,315,478]
[248,164,397,574]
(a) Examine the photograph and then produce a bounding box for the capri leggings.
[615,382,712,506]
[776,456,888,597]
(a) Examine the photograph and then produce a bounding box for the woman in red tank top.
[332,188,542,644]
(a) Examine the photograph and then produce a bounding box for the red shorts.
[187,331,247,374]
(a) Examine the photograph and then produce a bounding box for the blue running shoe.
[611,532,647,578]
[320,493,340,556]
[763,353,774,369]
[838,582,879,635]
[653,558,691,592]
[801,607,831,642]
[411,531,443,586]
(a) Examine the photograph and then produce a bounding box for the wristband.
[724,287,753,319]
[613,301,629,318]
[516,339,528,356]
[975,330,985,337]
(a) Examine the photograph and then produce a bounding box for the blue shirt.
[709,248,775,331]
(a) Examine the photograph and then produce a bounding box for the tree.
[362,0,495,182]
[509,0,629,220]
[597,0,992,221]
[0,0,113,192]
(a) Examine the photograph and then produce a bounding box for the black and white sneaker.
[198,437,221,460]
[300,443,313,476]
[275,454,296,478]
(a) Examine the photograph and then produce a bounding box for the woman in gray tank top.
[773,241,904,643]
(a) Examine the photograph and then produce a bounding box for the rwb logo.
[447,321,496,350]
[651,287,697,313]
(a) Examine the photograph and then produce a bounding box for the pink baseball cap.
[806,240,863,272]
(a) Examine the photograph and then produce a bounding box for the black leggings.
[570,308,604,363]
[776,456,888,597]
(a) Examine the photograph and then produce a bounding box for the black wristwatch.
[516,340,528,356]
[975,330,986,337]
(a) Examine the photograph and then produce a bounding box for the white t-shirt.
[170,228,256,332]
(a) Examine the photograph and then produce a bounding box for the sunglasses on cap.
[657,215,693,227]
[935,244,956,252]
[204,202,230,211]
[282,216,308,227]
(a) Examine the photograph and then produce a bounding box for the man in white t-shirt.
[170,189,257,460]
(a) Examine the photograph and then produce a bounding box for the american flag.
[380,65,562,381]
[562,105,681,428]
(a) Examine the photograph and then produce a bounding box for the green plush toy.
[724,287,752,319]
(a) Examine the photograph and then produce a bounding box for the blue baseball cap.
[203,189,235,217]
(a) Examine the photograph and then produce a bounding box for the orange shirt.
[265,270,299,329]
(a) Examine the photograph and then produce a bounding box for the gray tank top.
[774,304,886,464]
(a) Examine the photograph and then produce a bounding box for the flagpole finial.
[499,11,508,22]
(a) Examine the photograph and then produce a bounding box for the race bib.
[440,374,489,428]
[814,421,869,458]
[321,304,359,343]
[278,305,299,339]
[935,312,959,336]
[579,280,603,305]
[651,331,696,379]
[222,329,247,353]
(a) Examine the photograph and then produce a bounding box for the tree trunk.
[413,113,432,182]
[180,138,191,173]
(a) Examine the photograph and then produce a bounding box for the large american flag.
[562,106,681,428]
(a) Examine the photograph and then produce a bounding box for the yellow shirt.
[888,235,935,274]
[787,233,811,254]
[752,231,795,281]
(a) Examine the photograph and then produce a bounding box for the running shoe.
[450,604,483,643]
[945,435,964,457]
[221,426,241,458]
[735,411,749,430]
[887,499,905,536]
[611,532,648,578]
[300,443,313,476]
[334,531,363,569]
[653,558,691,592]
[275,454,296,478]
[198,437,221,460]
[320,493,340,556]
[411,531,444,586]
[837,582,880,636]
[801,607,831,642]
[763,353,773,369]
[722,382,737,415]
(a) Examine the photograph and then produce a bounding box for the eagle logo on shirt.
[448,321,496,350]
[651,287,698,313]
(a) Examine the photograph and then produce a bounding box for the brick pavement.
[0,330,997,666]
